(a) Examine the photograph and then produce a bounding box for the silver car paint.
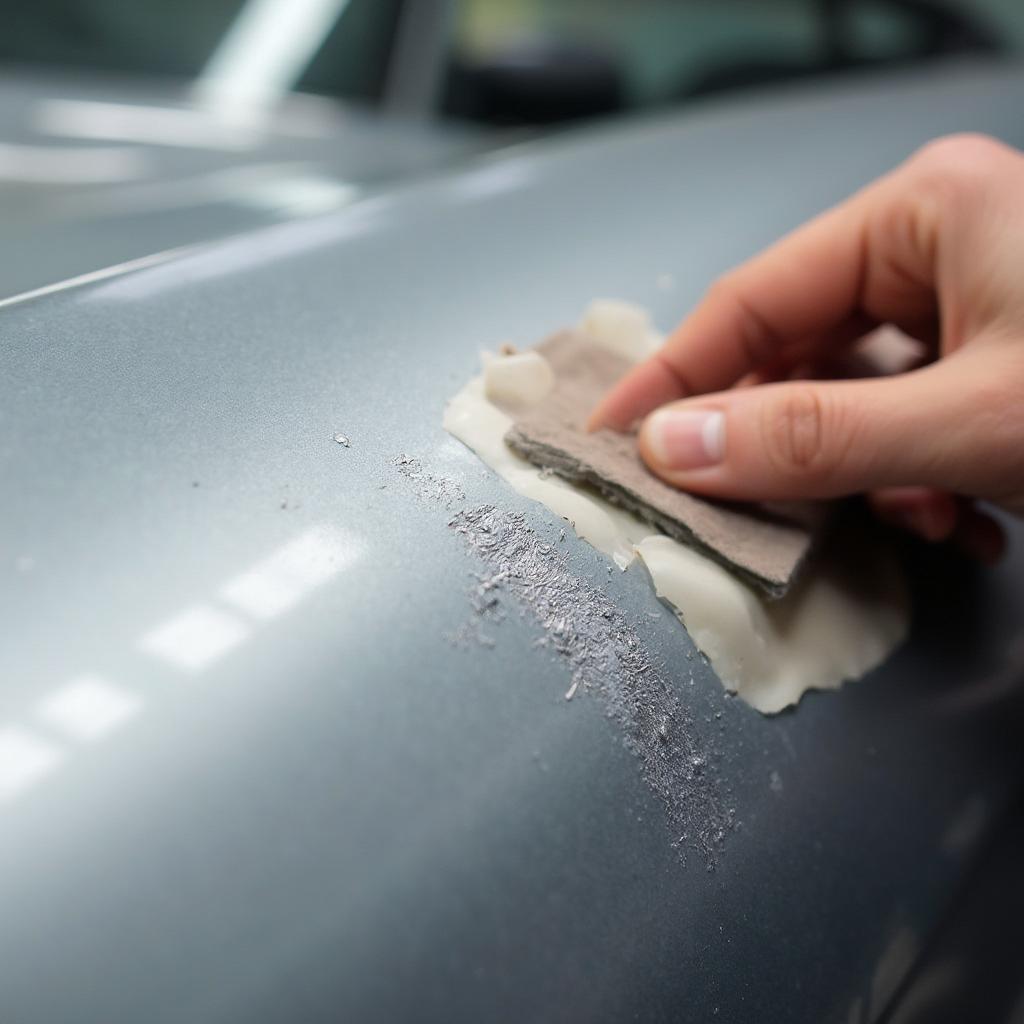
[2,59,1024,1023]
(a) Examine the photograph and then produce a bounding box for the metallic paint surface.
[3,59,1024,1023]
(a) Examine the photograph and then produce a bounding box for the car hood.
[3,58,1024,1024]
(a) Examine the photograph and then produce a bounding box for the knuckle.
[908,133,1012,207]
[911,133,1012,173]
[760,388,834,479]
[705,272,778,366]
[868,193,932,271]
[704,273,740,314]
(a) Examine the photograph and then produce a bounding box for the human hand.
[589,134,1024,562]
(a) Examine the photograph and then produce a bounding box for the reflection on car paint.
[36,674,142,743]
[0,727,66,802]
[0,523,361,806]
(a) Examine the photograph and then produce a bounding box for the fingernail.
[644,408,725,470]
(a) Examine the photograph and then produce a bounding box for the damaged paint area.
[448,504,735,865]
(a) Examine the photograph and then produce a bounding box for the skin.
[589,133,1024,563]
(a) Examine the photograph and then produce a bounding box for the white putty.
[638,535,907,713]
[482,349,555,407]
[445,376,648,570]
[578,298,663,361]
[444,300,909,714]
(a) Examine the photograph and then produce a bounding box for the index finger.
[588,167,931,431]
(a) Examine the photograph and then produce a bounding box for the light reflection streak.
[231,172,360,216]
[34,99,261,151]
[446,159,538,203]
[57,163,359,220]
[85,197,391,302]
[0,728,65,802]
[220,524,361,620]
[6,522,360,806]
[138,605,251,673]
[0,142,149,184]
[0,248,192,312]
[194,0,353,119]
[37,675,142,743]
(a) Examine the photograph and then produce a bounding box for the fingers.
[634,360,989,502]
[589,198,867,431]
[869,488,1007,563]
[589,308,884,432]
[588,141,974,432]
[581,133,1023,539]
[868,487,959,541]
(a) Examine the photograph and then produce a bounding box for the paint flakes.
[392,453,732,864]
[394,453,465,508]
[448,503,733,865]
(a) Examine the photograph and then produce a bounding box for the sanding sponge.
[501,331,825,597]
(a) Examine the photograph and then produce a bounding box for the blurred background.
[3,0,1023,299]
[3,0,1023,127]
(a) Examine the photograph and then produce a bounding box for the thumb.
[636,361,987,502]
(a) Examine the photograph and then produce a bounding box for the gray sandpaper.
[501,331,826,597]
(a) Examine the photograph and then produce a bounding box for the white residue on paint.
[443,298,909,714]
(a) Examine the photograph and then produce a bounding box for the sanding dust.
[443,299,909,714]
[448,504,735,864]
[395,453,466,508]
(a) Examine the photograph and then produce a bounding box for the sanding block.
[501,330,826,597]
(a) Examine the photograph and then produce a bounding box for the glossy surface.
[3,59,1024,1023]
[0,68,486,299]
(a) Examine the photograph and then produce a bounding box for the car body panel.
[3,58,1024,1023]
